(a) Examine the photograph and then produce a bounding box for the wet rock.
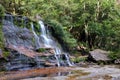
[114,59,120,64]
[7,44,37,58]
[36,47,55,54]
[44,62,56,67]
[46,48,55,54]
[5,63,32,71]
[0,67,70,80]
[5,50,36,71]
[3,20,34,49]
[88,49,111,62]
[5,44,69,70]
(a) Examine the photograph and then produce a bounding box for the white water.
[31,21,73,67]
[39,21,61,66]
[64,54,73,66]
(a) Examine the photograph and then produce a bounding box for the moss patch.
[0,4,10,59]
[36,48,46,52]
[71,56,87,63]
[66,70,90,80]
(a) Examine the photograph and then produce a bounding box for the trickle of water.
[54,54,60,67]
[64,54,73,66]
[5,14,14,23]
[31,23,41,49]
[34,56,41,68]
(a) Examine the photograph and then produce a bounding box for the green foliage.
[33,22,41,35]
[46,20,77,51]
[3,51,10,58]
[71,56,87,63]
[0,4,5,50]
[0,4,10,59]
[36,48,46,52]
[70,0,120,52]
[108,50,120,60]
[0,4,5,17]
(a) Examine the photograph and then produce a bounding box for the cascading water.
[38,20,73,66]
[64,54,73,66]
[38,21,52,47]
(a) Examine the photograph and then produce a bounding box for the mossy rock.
[3,51,10,58]
[0,4,5,20]
[36,48,46,52]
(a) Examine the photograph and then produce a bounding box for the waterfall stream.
[31,21,73,67]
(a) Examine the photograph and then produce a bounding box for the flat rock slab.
[89,49,111,62]
[0,67,70,80]
[22,65,120,80]
[7,44,41,58]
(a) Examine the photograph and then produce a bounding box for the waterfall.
[38,21,52,47]
[31,20,72,67]
[3,14,73,71]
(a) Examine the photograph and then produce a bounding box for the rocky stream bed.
[0,65,120,80]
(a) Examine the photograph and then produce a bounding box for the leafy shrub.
[0,4,5,18]
[71,56,87,63]
[108,50,120,60]
[46,20,77,51]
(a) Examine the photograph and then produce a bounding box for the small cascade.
[54,54,60,67]
[39,21,51,47]
[5,14,14,23]
[64,54,73,66]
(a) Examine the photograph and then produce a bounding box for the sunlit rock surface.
[88,49,111,62]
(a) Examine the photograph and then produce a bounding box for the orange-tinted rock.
[45,61,56,67]
[7,44,42,58]
[0,67,70,80]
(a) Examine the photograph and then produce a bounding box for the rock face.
[5,44,58,70]
[3,20,34,49]
[88,49,111,62]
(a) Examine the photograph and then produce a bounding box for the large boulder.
[88,49,111,62]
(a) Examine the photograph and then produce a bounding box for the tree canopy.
[0,0,120,59]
